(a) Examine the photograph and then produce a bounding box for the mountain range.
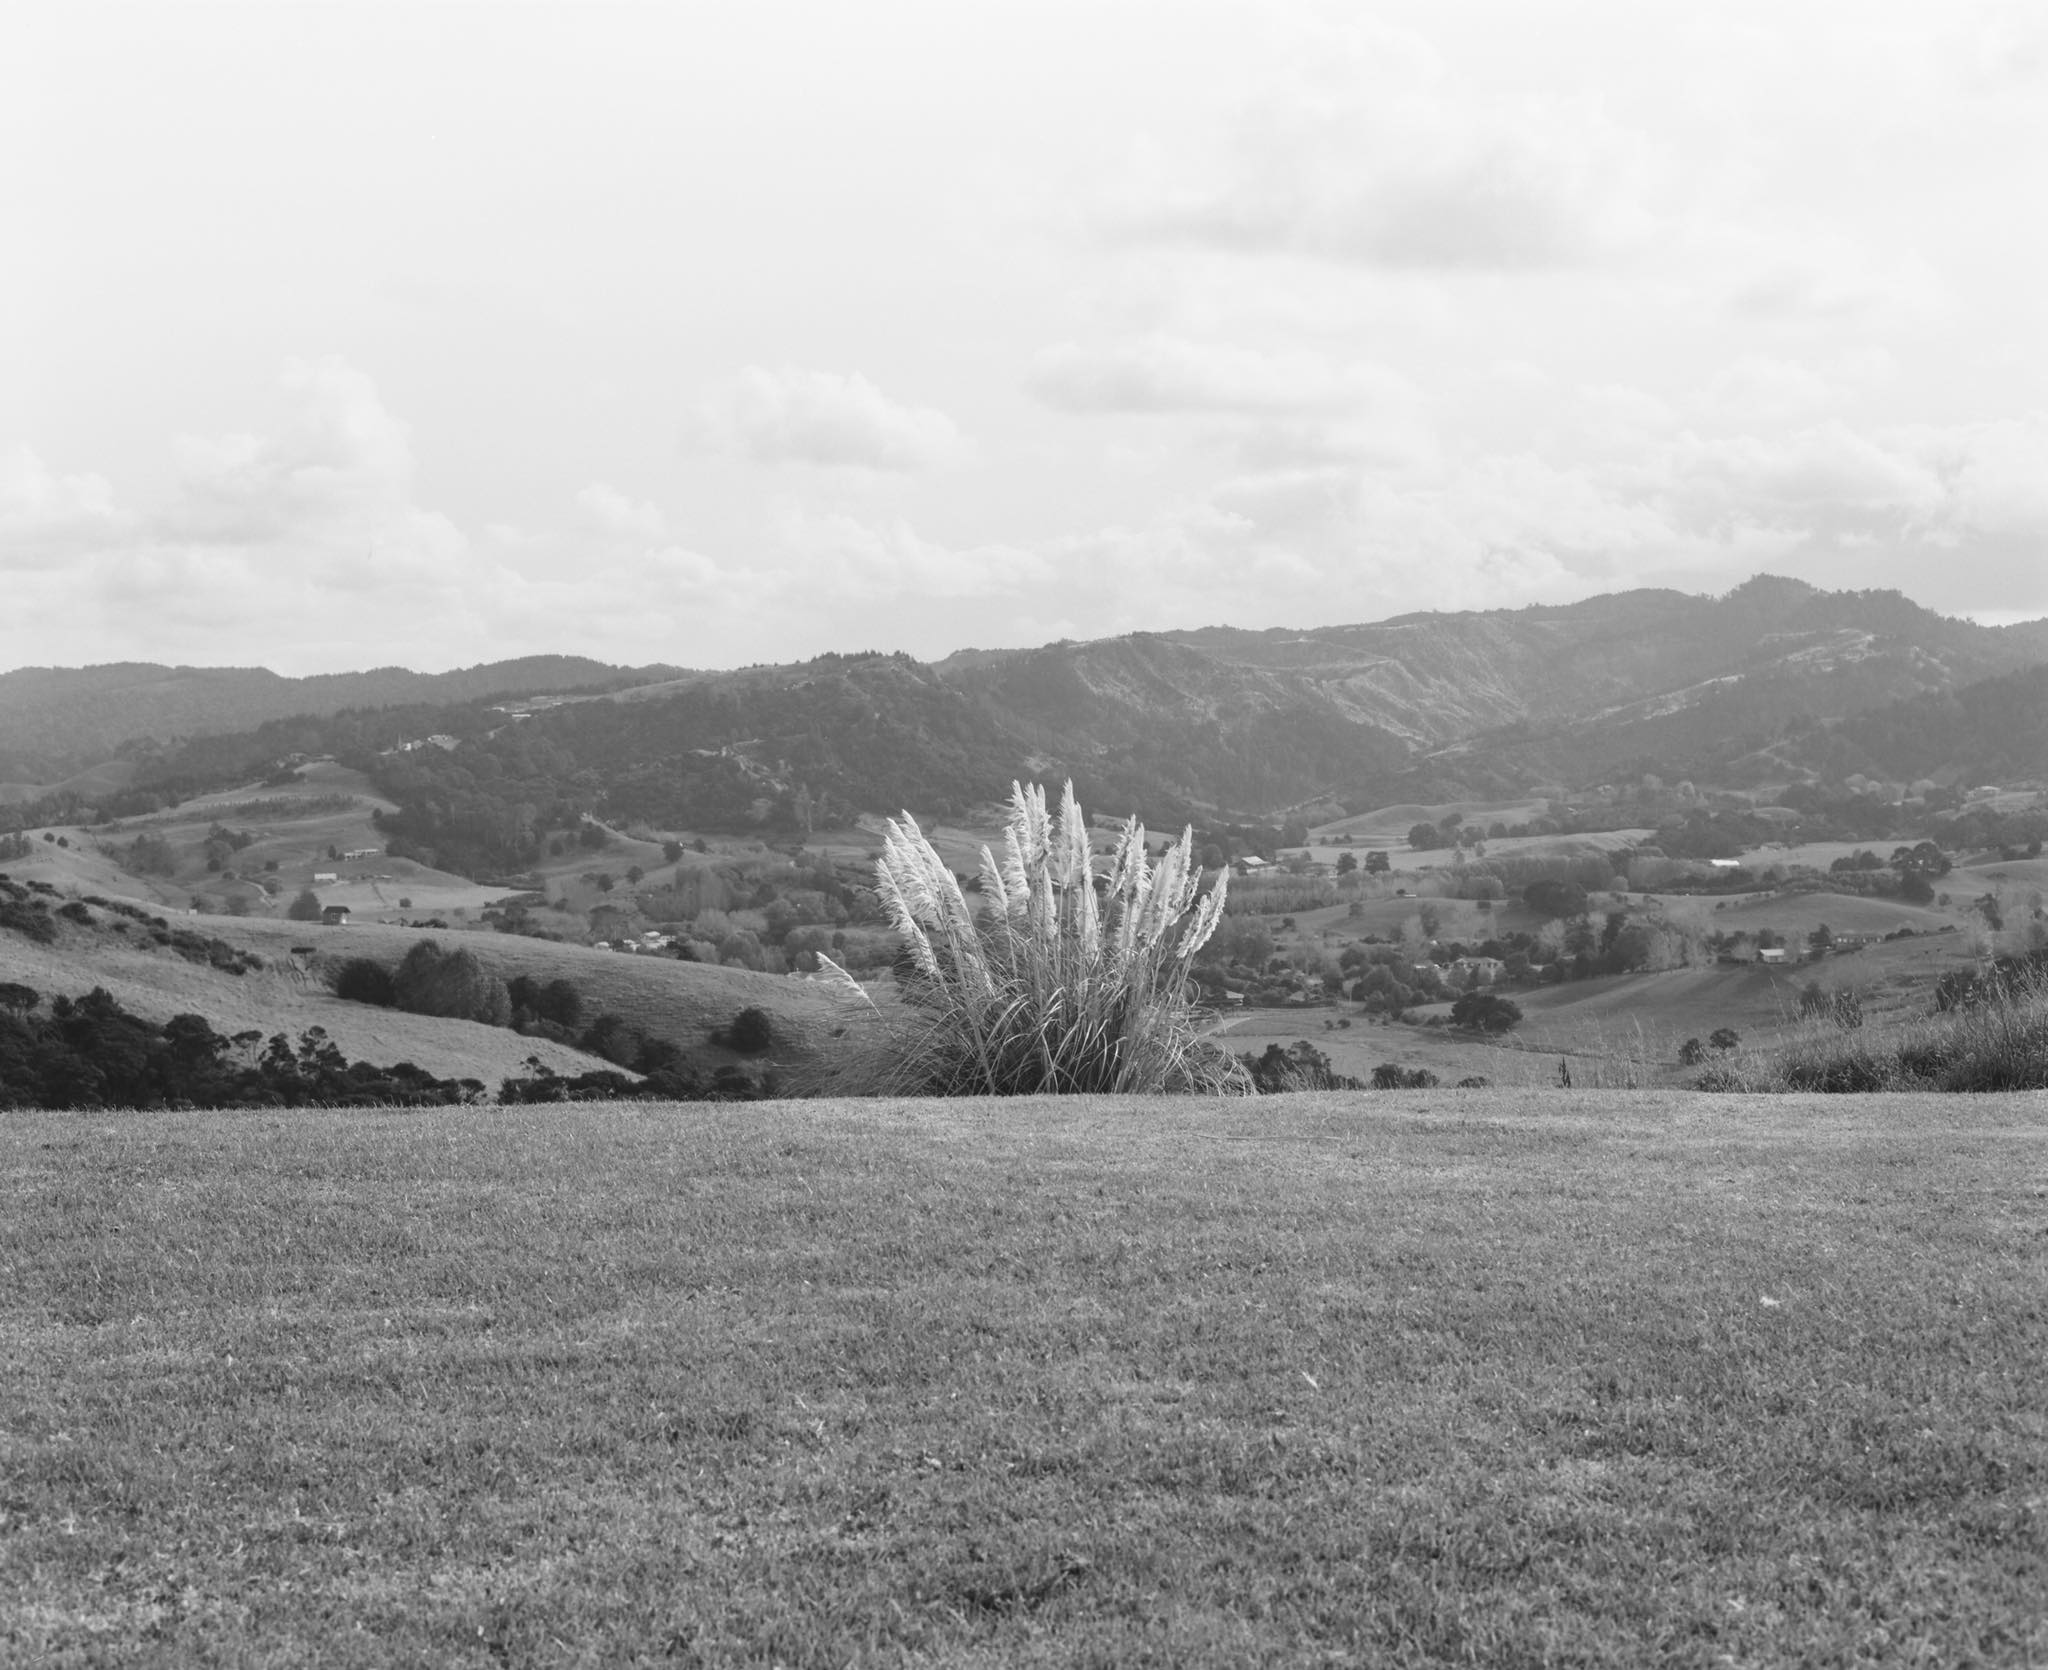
[0,655,678,782]
[5,576,2047,844]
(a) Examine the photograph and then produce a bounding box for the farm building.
[321,905,351,926]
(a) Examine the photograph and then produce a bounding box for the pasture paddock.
[4,1095,2042,1666]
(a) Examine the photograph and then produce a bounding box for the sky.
[4,0,2045,675]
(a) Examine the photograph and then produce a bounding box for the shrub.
[287,888,322,922]
[334,957,397,1006]
[1449,991,1522,1034]
[580,1012,644,1068]
[824,781,1241,1095]
[392,940,512,1026]
[726,1006,774,1054]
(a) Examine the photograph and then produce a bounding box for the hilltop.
[0,654,681,783]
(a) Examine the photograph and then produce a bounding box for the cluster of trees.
[0,984,481,1109]
[1820,842,1952,904]
[328,949,780,1098]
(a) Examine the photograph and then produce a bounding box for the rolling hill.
[0,654,683,781]
[4,577,2045,853]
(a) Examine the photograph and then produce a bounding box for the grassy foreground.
[3,1095,2045,1667]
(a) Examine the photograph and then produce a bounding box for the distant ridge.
[0,655,687,777]
[4,576,2046,824]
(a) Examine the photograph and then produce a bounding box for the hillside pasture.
[1957,853,2048,891]
[0,911,602,1085]
[0,905,857,1088]
[1296,828,1649,879]
[1309,798,1556,842]
[1734,839,1901,874]
[1698,889,1958,941]
[5,1095,2042,1667]
[1209,1009,1558,1086]
[78,763,513,924]
[200,916,857,1084]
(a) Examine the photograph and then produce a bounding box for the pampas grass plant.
[819,781,1245,1095]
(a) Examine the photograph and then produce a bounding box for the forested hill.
[1802,661,2048,784]
[0,655,681,778]
[5,576,2047,876]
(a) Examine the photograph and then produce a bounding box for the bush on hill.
[392,940,513,1027]
[1449,991,1523,1033]
[333,957,397,1007]
[0,984,480,1109]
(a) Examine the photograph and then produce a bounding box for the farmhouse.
[1758,946,1788,964]
[321,904,351,926]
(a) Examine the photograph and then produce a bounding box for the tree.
[393,940,511,1025]
[1524,879,1589,920]
[1449,991,1522,1034]
[726,1006,774,1054]
[1679,1037,1706,1066]
[334,958,396,1006]
[662,840,684,863]
[1809,923,1834,955]
[287,888,322,922]
[1407,823,1444,851]
[1709,1027,1740,1052]
[1363,850,1390,875]
[1335,851,1357,876]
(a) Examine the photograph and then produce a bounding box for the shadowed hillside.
[0,655,682,779]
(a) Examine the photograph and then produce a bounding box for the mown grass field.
[4,1095,2045,1667]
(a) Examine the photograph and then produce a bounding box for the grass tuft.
[1700,962,2048,1092]
[829,781,1243,1095]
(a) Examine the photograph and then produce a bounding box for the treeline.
[0,984,481,1109]
[328,945,778,1099]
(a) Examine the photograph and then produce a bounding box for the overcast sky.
[4,1,2044,675]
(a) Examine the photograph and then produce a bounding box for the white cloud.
[1030,335,1412,415]
[0,448,129,571]
[575,482,669,539]
[691,366,968,472]
[1100,20,1660,270]
[773,510,1054,599]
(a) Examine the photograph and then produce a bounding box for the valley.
[3,574,2045,1106]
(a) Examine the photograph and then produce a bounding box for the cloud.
[691,366,968,472]
[576,482,668,539]
[0,448,129,571]
[772,510,1054,599]
[1030,335,1414,416]
[1099,20,1658,270]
